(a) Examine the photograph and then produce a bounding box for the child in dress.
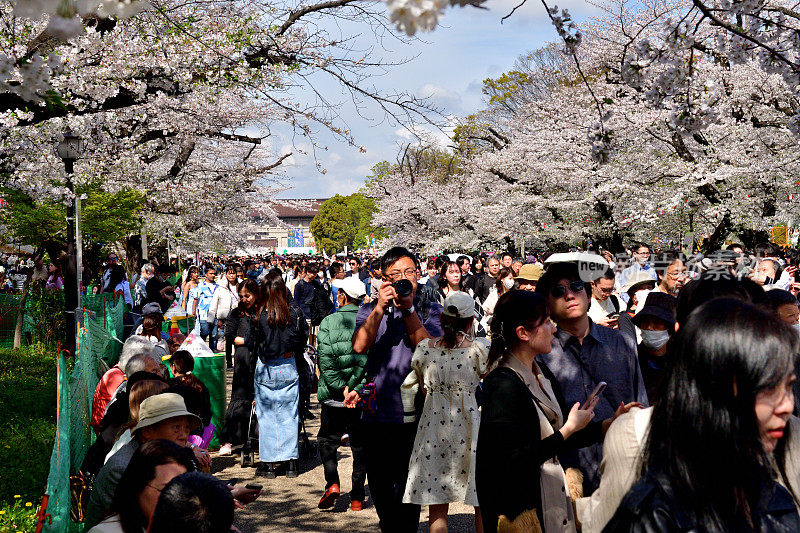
[401,291,491,533]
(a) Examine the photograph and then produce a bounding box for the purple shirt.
[355,300,443,424]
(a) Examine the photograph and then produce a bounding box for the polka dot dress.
[402,337,490,506]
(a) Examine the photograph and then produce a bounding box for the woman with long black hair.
[436,260,466,304]
[606,298,800,531]
[180,266,199,313]
[251,275,308,478]
[476,290,632,533]
[217,278,260,459]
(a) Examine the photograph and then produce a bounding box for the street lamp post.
[56,128,85,354]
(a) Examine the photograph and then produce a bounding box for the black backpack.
[310,281,334,327]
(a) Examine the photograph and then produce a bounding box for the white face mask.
[640,329,670,350]
[502,278,515,290]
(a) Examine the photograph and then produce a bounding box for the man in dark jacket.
[293,263,319,319]
[474,255,500,303]
[315,276,369,511]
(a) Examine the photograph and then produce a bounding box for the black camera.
[393,279,413,298]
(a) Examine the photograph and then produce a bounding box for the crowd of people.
[75,240,800,532]
[0,254,63,293]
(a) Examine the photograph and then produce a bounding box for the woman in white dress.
[401,291,491,533]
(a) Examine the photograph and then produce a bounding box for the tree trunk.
[13,270,32,349]
[700,212,734,253]
[737,228,772,250]
[125,234,143,279]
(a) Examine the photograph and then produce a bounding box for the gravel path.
[213,369,477,533]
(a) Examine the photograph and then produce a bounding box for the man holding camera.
[350,246,443,533]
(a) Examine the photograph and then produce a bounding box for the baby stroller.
[241,402,318,467]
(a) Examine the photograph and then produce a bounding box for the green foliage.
[0,188,64,246]
[310,193,384,253]
[482,70,532,106]
[24,285,66,348]
[79,188,143,245]
[0,346,56,521]
[0,185,144,248]
[0,497,40,531]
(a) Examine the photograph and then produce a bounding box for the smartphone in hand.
[582,381,607,410]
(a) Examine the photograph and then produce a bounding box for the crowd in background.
[55,239,800,532]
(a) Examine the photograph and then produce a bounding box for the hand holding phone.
[582,381,607,410]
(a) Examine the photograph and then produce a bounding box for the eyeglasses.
[386,268,416,281]
[549,279,585,299]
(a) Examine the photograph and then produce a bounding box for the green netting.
[0,289,65,348]
[0,294,22,349]
[42,298,123,533]
[43,350,71,533]
[83,297,125,366]
[81,293,117,313]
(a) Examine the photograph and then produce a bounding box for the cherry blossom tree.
[367,0,800,252]
[0,0,442,252]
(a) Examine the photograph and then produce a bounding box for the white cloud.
[417,83,463,112]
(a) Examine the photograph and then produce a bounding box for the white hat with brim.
[332,276,366,300]
[442,291,477,319]
[622,271,658,294]
[132,392,202,433]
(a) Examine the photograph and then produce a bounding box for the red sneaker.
[318,484,340,509]
[350,499,363,511]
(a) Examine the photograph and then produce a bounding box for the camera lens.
[393,279,413,297]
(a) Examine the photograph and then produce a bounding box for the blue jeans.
[254,357,299,462]
[199,319,217,349]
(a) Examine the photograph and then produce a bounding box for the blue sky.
[273,0,597,199]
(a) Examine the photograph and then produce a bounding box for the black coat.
[603,469,800,533]
[225,307,255,401]
[250,305,308,364]
[474,274,495,303]
[476,364,604,533]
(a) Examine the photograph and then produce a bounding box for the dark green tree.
[310,193,383,254]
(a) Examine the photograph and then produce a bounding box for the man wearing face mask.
[631,292,676,400]
[615,243,658,304]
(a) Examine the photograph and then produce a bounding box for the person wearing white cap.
[315,275,369,511]
[400,291,491,533]
[85,393,203,529]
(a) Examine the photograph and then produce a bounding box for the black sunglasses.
[549,279,586,299]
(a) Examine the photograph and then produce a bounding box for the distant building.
[246,199,328,251]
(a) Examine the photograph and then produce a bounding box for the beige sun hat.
[132,393,202,433]
[516,263,543,282]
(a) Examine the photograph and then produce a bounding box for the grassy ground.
[0,345,57,532]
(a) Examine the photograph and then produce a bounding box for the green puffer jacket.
[316,304,368,404]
